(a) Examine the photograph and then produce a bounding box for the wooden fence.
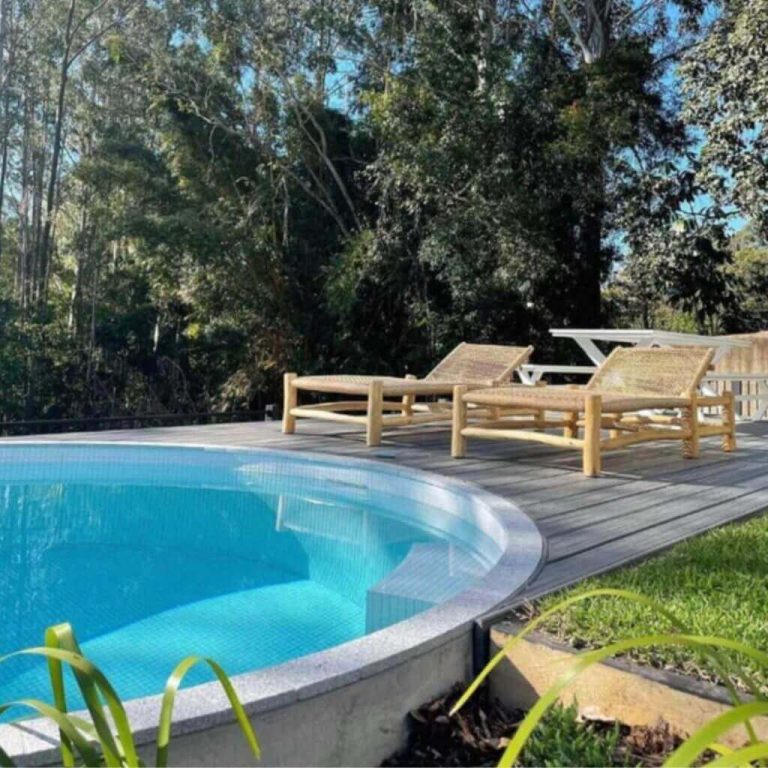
[709,331,768,420]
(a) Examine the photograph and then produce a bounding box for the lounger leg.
[401,373,417,420]
[366,379,384,447]
[681,395,700,459]
[583,394,602,477]
[452,385,468,458]
[722,390,736,452]
[563,411,578,439]
[534,381,546,431]
[282,373,297,434]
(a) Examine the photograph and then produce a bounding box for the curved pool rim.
[0,441,544,761]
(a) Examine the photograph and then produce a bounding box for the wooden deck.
[14,419,768,605]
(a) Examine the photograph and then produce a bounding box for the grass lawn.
[532,512,768,686]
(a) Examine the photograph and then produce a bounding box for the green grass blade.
[664,701,768,766]
[705,743,768,767]
[156,656,260,768]
[0,698,101,765]
[496,633,768,768]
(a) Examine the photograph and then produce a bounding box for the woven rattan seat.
[463,386,689,413]
[293,375,490,397]
[283,343,534,446]
[452,345,737,477]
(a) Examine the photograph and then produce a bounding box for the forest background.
[0,0,765,420]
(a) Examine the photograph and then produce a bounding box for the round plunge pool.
[0,442,542,716]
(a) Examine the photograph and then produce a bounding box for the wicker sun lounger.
[283,343,533,446]
[452,346,736,477]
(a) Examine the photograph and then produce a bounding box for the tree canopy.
[0,0,764,420]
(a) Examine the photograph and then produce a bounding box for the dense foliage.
[0,0,765,420]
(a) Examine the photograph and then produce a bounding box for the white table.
[546,328,760,419]
[549,328,752,366]
[517,364,597,385]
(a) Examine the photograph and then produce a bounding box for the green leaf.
[0,644,137,767]
[664,702,768,766]
[0,698,102,766]
[705,742,768,768]
[497,633,768,768]
[451,589,755,716]
[156,656,260,767]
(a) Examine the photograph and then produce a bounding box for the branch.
[615,0,662,32]
[67,0,142,68]
[275,69,362,232]
[278,161,351,238]
[69,0,113,41]
[553,0,591,60]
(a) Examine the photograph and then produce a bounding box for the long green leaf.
[156,656,261,768]
[0,698,101,765]
[453,589,704,714]
[705,742,768,767]
[497,633,768,768]
[44,625,77,767]
[452,588,762,744]
[0,645,138,766]
[664,701,768,766]
[45,627,134,767]
[45,623,127,766]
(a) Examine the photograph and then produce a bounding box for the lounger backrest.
[586,346,715,397]
[425,343,533,385]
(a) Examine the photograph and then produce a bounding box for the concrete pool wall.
[0,444,544,766]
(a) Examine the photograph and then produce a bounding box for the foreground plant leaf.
[452,589,757,716]
[0,698,100,765]
[665,701,768,766]
[45,622,138,767]
[156,656,261,767]
[496,633,768,768]
[0,624,260,767]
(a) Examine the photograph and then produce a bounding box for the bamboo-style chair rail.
[452,347,737,477]
[283,343,534,446]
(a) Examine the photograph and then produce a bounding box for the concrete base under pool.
[145,631,472,767]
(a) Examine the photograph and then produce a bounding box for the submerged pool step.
[366,543,485,633]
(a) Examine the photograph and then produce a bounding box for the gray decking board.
[7,419,768,605]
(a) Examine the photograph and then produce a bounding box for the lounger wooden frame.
[282,343,534,447]
[452,346,737,477]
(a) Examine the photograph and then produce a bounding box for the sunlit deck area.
[15,418,768,606]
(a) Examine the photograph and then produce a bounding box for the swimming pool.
[0,442,530,711]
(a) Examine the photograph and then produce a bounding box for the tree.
[681,0,768,240]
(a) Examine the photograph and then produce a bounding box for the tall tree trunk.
[552,0,615,326]
[38,0,76,307]
[0,108,9,261]
[474,0,496,93]
[0,0,12,261]
[575,203,604,327]
[16,87,31,310]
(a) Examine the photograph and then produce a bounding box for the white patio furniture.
[530,328,764,422]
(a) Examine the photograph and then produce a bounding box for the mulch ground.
[382,684,688,767]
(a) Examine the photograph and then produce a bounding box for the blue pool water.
[0,444,502,711]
